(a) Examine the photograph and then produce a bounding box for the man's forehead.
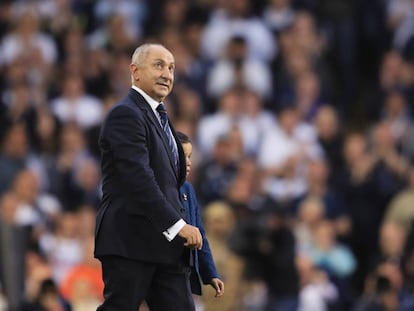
[148,47,175,63]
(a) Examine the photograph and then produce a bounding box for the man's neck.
[131,86,162,114]
[132,85,161,103]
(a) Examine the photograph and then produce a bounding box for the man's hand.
[178,224,202,249]
[210,278,224,297]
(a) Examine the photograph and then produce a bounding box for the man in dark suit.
[94,43,203,311]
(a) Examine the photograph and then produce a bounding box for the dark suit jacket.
[94,88,187,264]
[180,182,219,295]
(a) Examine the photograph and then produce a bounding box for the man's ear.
[130,63,140,81]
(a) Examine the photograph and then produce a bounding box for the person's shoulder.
[105,101,130,117]
[106,94,140,117]
[181,181,196,194]
[181,181,191,190]
[101,102,137,131]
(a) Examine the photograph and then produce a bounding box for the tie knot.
[156,103,167,114]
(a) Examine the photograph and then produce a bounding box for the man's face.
[182,142,192,177]
[131,46,175,102]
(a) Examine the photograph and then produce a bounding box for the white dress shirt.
[131,85,185,241]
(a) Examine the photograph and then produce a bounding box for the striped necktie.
[156,103,179,172]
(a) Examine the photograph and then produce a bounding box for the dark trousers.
[97,256,195,311]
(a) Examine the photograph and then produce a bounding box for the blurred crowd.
[0,0,414,310]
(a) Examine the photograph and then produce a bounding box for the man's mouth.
[157,82,169,88]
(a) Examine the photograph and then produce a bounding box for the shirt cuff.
[163,219,186,241]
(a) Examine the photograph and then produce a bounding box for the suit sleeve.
[189,184,219,283]
[101,105,181,232]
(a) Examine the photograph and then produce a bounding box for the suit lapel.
[128,89,181,180]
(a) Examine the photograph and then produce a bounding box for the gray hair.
[131,43,167,67]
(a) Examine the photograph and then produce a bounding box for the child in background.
[177,131,224,298]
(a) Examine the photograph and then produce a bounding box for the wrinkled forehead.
[147,46,175,64]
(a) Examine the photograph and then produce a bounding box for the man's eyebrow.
[153,58,175,65]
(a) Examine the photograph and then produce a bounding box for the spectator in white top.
[10,0,75,37]
[39,211,84,285]
[237,89,276,157]
[197,88,241,157]
[201,0,276,63]
[50,74,103,130]
[296,255,339,311]
[197,87,275,158]
[258,105,323,173]
[386,0,414,50]
[0,7,57,66]
[207,36,273,100]
[263,0,296,33]
[258,105,323,202]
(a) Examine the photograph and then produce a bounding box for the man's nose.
[161,67,173,80]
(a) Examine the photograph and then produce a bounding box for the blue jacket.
[180,181,219,295]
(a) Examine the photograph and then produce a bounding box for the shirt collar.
[131,85,161,115]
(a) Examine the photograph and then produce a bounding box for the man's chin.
[155,89,170,100]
